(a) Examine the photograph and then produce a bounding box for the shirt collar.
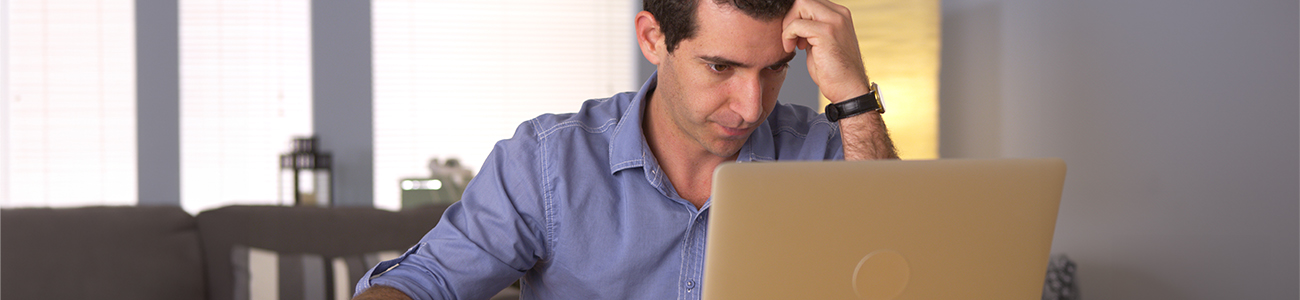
[608,72,658,175]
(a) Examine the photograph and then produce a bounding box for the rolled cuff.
[354,243,440,300]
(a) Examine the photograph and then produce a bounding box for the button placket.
[680,209,710,299]
[689,211,709,296]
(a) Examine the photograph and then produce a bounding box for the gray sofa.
[0,204,519,300]
[3,205,1073,300]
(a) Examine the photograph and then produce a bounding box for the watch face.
[873,83,882,103]
[872,83,883,112]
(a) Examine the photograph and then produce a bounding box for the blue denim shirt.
[357,73,844,300]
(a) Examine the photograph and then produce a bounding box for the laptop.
[703,158,1066,300]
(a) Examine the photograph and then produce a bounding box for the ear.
[636,11,667,66]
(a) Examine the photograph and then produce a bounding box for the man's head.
[645,0,795,53]
[636,0,798,159]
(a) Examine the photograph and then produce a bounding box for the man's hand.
[781,0,898,160]
[781,0,870,102]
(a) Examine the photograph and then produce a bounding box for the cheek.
[686,78,731,109]
[664,83,717,123]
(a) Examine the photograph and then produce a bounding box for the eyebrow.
[700,53,797,69]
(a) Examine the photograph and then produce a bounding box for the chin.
[707,143,746,158]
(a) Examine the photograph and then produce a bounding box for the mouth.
[718,124,753,138]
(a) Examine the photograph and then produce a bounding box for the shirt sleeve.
[770,103,846,161]
[825,121,846,160]
[356,121,550,300]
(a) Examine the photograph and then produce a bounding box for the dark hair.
[644,0,795,53]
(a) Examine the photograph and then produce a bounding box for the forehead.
[678,1,788,64]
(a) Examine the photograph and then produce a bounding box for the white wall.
[940,0,1298,298]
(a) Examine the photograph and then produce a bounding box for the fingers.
[782,0,852,30]
[782,19,832,49]
[781,0,853,52]
[780,0,871,102]
[780,37,811,53]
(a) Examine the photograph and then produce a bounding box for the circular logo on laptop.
[852,250,910,300]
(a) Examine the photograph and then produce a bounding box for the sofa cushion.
[1,206,206,300]
[231,245,402,300]
[197,205,446,300]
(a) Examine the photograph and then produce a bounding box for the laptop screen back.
[703,159,1066,300]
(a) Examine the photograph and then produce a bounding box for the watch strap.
[825,82,883,122]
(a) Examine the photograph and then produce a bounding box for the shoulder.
[519,91,637,142]
[489,91,637,168]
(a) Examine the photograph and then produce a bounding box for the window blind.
[180,0,311,214]
[2,0,136,208]
[372,0,637,210]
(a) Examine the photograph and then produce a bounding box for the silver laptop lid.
[703,158,1066,300]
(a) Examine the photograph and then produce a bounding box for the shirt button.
[686,280,695,288]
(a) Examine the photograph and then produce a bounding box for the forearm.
[353,285,413,300]
[838,111,898,160]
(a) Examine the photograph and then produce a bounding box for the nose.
[730,75,765,125]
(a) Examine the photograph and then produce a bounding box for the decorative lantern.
[279,137,332,206]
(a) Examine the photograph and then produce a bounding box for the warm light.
[821,0,940,159]
[400,179,442,191]
[423,179,442,191]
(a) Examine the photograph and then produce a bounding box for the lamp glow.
[423,179,443,190]
[821,0,940,159]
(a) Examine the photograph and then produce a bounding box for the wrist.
[825,82,883,122]
[823,76,872,103]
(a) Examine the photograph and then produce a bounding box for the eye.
[767,63,789,72]
[708,63,730,73]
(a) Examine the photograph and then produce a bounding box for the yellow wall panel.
[820,0,940,159]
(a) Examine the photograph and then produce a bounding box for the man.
[355,0,896,298]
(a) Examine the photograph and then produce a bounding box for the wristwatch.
[825,82,884,122]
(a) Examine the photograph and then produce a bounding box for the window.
[372,0,637,210]
[180,0,311,214]
[2,0,137,208]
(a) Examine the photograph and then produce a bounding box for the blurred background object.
[400,157,474,210]
[279,136,332,207]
